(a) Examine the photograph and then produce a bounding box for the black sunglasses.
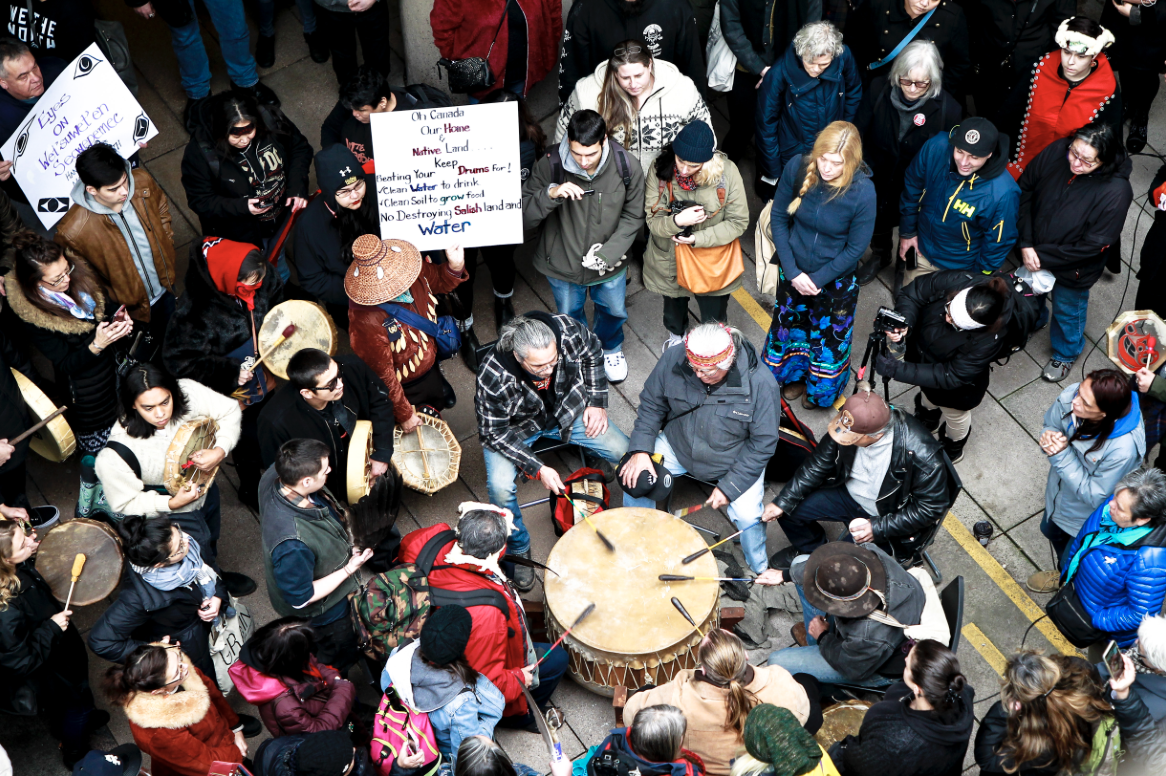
[308,374,342,392]
[228,123,256,137]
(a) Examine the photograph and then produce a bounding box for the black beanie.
[295,730,354,776]
[420,604,473,666]
[315,144,364,198]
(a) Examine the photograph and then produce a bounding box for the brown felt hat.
[801,542,887,618]
[344,235,423,305]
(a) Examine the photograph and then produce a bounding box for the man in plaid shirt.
[475,312,630,591]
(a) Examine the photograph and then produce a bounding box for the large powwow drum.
[35,518,124,606]
[543,507,720,696]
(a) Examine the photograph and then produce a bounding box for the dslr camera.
[669,199,702,237]
[875,306,908,332]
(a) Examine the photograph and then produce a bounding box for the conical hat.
[344,235,423,305]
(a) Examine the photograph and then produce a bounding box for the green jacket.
[521,136,646,287]
[643,153,750,298]
[1150,376,1166,404]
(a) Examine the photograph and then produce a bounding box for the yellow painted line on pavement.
[733,287,772,331]
[944,514,1079,656]
[962,623,1008,676]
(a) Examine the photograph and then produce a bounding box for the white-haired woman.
[755,21,862,198]
[854,40,961,285]
[556,41,713,173]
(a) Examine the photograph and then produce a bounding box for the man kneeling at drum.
[260,439,375,676]
[258,348,396,504]
[760,542,925,690]
[398,504,569,733]
[476,314,630,592]
[758,388,958,578]
[621,323,779,575]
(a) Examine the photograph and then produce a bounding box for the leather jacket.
[774,408,960,560]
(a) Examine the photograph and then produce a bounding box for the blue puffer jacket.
[1063,497,1166,647]
[755,42,862,180]
[899,129,1020,272]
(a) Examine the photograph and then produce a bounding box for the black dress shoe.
[237,713,264,738]
[222,571,258,597]
[441,376,457,410]
[856,252,889,286]
[85,709,111,733]
[255,34,275,68]
[769,545,800,571]
[231,80,280,107]
[305,30,329,63]
[1127,123,1148,155]
[495,296,515,330]
[460,326,482,372]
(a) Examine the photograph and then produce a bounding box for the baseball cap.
[827,390,891,445]
[619,451,674,501]
[73,745,142,776]
[949,117,999,157]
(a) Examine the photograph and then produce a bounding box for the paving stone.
[136,76,190,162]
[999,377,1065,440]
[986,347,1042,401]
[950,492,1044,603]
[1004,512,1059,609]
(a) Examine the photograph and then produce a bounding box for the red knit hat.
[202,237,263,309]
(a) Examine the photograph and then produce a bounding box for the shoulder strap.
[868,7,937,71]
[549,150,565,186]
[612,143,632,189]
[717,174,726,205]
[104,441,142,480]
[415,529,458,574]
[483,6,509,60]
[429,587,511,620]
[379,304,440,338]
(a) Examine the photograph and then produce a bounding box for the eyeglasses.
[1068,145,1099,168]
[521,354,560,374]
[898,78,931,90]
[693,365,723,377]
[335,180,366,201]
[165,531,189,564]
[309,374,342,392]
[43,263,74,287]
[228,123,255,137]
[613,44,642,58]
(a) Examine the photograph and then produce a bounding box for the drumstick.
[670,596,697,627]
[10,406,67,445]
[250,324,297,370]
[536,602,596,666]
[63,553,86,611]
[681,528,745,564]
[672,502,706,519]
[560,491,615,551]
[659,574,755,583]
[414,427,433,481]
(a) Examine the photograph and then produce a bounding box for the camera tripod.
[857,328,893,403]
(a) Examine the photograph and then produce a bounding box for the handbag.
[1045,580,1107,649]
[208,764,253,776]
[705,0,736,92]
[209,594,255,693]
[436,8,507,93]
[676,239,744,295]
[754,198,779,296]
[378,304,461,361]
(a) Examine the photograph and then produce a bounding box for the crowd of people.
[0,0,1164,774]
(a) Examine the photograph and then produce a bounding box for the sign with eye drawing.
[1,43,158,229]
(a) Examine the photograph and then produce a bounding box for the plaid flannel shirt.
[475,314,607,478]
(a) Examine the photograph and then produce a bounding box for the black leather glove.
[875,354,900,380]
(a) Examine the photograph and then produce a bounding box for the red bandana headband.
[684,323,735,370]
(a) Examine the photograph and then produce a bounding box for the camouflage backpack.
[349,529,511,664]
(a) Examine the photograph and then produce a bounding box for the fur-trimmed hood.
[3,271,106,336]
[123,651,211,730]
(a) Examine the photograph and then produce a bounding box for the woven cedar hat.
[344,235,424,305]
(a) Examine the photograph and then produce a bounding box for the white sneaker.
[662,333,683,353]
[604,351,629,383]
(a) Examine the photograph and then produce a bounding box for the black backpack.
[995,273,1044,364]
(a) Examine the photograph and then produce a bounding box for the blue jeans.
[777,486,870,554]
[546,273,627,353]
[257,0,317,36]
[169,0,257,98]
[1037,284,1091,363]
[484,413,630,554]
[765,576,894,688]
[623,433,769,573]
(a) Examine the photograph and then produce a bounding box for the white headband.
[949,288,985,331]
[1055,19,1114,58]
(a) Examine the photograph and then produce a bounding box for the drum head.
[347,420,374,504]
[35,519,123,607]
[392,415,461,494]
[164,419,219,496]
[258,300,339,379]
[11,368,75,463]
[544,507,719,654]
[1105,310,1166,375]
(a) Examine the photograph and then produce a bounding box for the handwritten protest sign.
[1,44,157,229]
[371,101,522,251]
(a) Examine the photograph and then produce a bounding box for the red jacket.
[399,523,530,716]
[430,0,563,99]
[122,660,242,776]
[228,654,356,737]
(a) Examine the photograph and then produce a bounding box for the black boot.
[255,34,276,68]
[938,424,970,464]
[856,250,890,286]
[441,375,457,410]
[509,549,535,593]
[231,80,280,107]
[304,29,329,63]
[222,571,258,597]
[495,295,515,330]
[1127,123,1148,155]
[914,393,942,433]
[460,325,482,372]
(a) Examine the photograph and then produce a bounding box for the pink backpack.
[370,684,443,776]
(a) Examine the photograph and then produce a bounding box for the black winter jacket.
[847,0,971,94]
[774,408,960,560]
[0,563,84,677]
[1101,0,1166,72]
[3,275,121,433]
[718,0,820,76]
[559,0,706,106]
[291,186,381,308]
[975,700,1071,775]
[831,681,976,776]
[87,509,226,678]
[856,75,962,213]
[162,241,287,396]
[1113,689,1166,775]
[958,0,1073,70]
[892,270,1014,410]
[0,327,33,476]
[181,99,312,246]
[1017,137,1134,290]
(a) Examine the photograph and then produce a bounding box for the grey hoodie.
[71,162,165,304]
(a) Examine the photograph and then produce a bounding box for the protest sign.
[1,44,158,229]
[371,101,522,251]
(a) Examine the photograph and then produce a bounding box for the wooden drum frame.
[35,518,124,607]
[543,507,720,697]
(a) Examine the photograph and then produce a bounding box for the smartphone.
[405,728,419,756]
[1103,639,1124,680]
[904,246,918,270]
[581,189,596,196]
[114,304,128,322]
